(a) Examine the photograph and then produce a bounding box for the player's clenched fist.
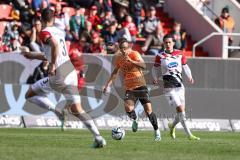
[188,78,194,84]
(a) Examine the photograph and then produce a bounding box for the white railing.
[192,32,240,58]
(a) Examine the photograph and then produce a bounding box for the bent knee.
[69,103,84,114]
[25,88,36,99]
[124,105,134,112]
[25,91,30,99]
[145,110,152,115]
[176,106,184,112]
[142,102,152,113]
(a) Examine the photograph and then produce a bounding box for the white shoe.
[54,109,66,131]
[154,129,161,141]
[92,136,107,148]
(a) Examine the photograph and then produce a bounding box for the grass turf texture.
[0,128,239,160]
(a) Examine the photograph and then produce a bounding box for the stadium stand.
[155,7,208,57]
[0,0,231,57]
[0,4,13,20]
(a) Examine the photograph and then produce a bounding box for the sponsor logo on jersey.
[168,62,178,68]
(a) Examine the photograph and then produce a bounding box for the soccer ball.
[112,127,125,140]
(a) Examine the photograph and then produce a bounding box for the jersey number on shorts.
[42,78,48,84]
[60,39,67,56]
[41,78,49,86]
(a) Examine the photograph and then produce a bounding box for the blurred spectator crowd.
[0,0,238,85]
[0,0,188,56]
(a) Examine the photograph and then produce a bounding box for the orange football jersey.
[115,50,146,90]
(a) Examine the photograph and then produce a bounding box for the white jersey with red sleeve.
[39,26,70,68]
[154,49,187,83]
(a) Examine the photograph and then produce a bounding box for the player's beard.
[121,50,127,57]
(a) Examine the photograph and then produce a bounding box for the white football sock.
[27,95,55,112]
[172,114,180,128]
[178,112,192,137]
[77,111,101,138]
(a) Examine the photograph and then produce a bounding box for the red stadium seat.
[132,43,144,54]
[184,51,193,57]
[0,21,8,36]
[0,4,12,20]
[63,7,76,17]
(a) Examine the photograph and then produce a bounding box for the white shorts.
[164,86,185,107]
[31,70,81,104]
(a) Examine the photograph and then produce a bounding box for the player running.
[103,38,161,141]
[152,34,200,140]
[22,8,106,148]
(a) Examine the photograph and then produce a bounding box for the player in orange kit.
[103,38,161,141]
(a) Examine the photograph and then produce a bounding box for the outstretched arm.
[103,67,120,94]
[22,51,47,61]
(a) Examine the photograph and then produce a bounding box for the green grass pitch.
[0,128,239,160]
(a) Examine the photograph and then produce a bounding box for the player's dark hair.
[41,8,54,23]
[118,38,129,49]
[222,7,229,13]
[163,34,175,42]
